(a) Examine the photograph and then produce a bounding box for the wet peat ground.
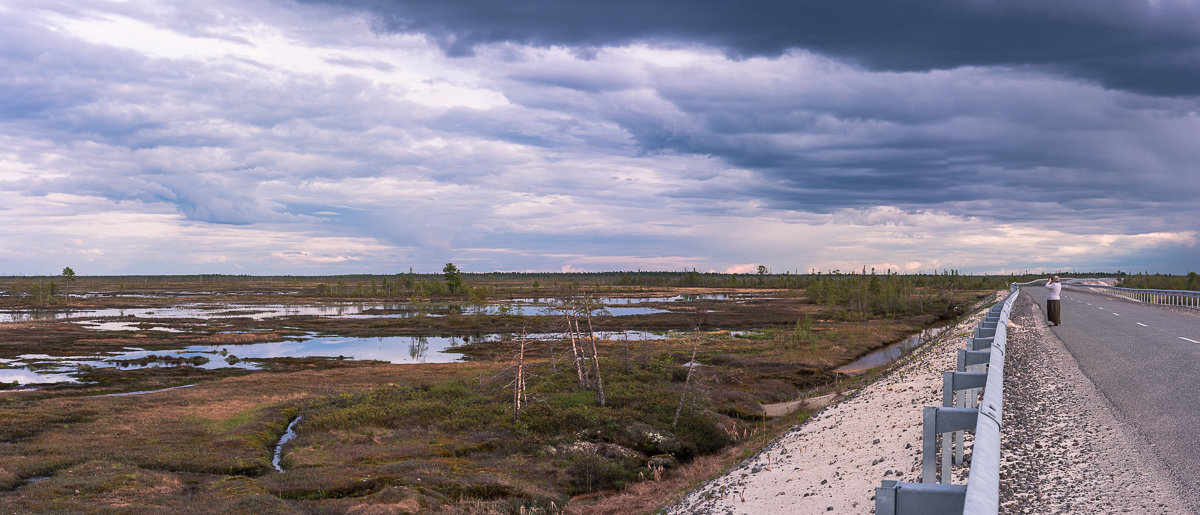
[0,281,986,513]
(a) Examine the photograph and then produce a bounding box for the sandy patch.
[760,393,839,418]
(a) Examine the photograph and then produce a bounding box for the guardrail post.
[942,374,956,471]
[944,370,988,467]
[877,480,898,515]
[953,354,966,464]
[875,480,966,515]
[957,350,990,367]
[923,406,978,484]
[923,407,937,483]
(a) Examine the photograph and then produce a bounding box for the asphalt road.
[1020,285,1200,507]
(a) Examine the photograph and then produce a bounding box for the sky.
[2,0,1198,276]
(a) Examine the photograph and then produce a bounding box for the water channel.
[834,325,950,375]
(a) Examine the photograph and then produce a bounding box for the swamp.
[0,271,1015,513]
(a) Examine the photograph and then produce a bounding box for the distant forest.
[3,268,1067,292]
[0,270,1147,288]
[4,269,1196,318]
[1116,271,1200,291]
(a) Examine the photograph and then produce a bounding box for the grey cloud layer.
[2,0,1197,274]
[309,0,1200,97]
[478,49,1200,230]
[292,0,1200,233]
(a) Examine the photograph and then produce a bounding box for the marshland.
[1,270,1020,513]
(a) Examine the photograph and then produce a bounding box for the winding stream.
[834,325,951,375]
[272,416,302,472]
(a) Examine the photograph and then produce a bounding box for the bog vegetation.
[0,269,1170,512]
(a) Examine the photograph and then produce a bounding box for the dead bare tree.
[512,332,528,421]
[672,335,701,428]
[583,297,606,407]
[572,316,592,386]
[554,304,587,389]
[501,326,532,421]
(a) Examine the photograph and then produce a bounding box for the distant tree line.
[1117,271,1200,291]
[9,269,1174,306]
[1,267,77,304]
[311,266,490,299]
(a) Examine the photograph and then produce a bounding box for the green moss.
[546,390,596,408]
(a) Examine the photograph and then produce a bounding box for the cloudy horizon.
[2,0,1198,275]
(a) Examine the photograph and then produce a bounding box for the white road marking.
[1112,313,1120,316]
[1181,337,1200,344]
[1137,323,1148,327]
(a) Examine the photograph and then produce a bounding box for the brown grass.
[0,284,991,513]
[563,409,810,515]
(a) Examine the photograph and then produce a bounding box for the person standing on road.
[1045,275,1062,326]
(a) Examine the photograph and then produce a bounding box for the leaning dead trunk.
[561,309,587,389]
[513,333,527,421]
[585,307,605,406]
[573,316,593,386]
[672,336,700,427]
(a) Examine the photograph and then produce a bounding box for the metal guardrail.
[1063,281,1200,309]
[876,281,1033,514]
[877,278,1199,513]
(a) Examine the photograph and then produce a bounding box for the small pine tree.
[443,263,463,294]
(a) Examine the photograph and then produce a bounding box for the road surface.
[1021,285,1200,509]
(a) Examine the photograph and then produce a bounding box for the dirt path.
[760,393,837,418]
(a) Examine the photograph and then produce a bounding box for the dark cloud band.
[305,0,1200,97]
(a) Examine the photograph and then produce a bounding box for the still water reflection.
[0,297,687,323]
[0,330,673,387]
[834,326,950,375]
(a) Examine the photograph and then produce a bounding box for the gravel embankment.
[666,291,1193,514]
[666,295,1001,514]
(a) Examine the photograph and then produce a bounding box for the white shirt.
[1045,281,1061,300]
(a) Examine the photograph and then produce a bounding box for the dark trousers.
[1047,299,1061,325]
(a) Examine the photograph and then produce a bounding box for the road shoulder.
[1001,291,1193,513]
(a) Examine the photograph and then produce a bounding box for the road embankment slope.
[666,291,1191,514]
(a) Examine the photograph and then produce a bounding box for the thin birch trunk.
[573,316,591,386]
[672,337,700,427]
[585,308,605,406]
[562,310,586,388]
[513,336,525,421]
[513,374,520,421]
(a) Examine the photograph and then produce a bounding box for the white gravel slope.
[666,291,1192,514]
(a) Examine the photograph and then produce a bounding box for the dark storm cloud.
[4,0,1196,275]
[482,45,1200,231]
[304,0,1200,97]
